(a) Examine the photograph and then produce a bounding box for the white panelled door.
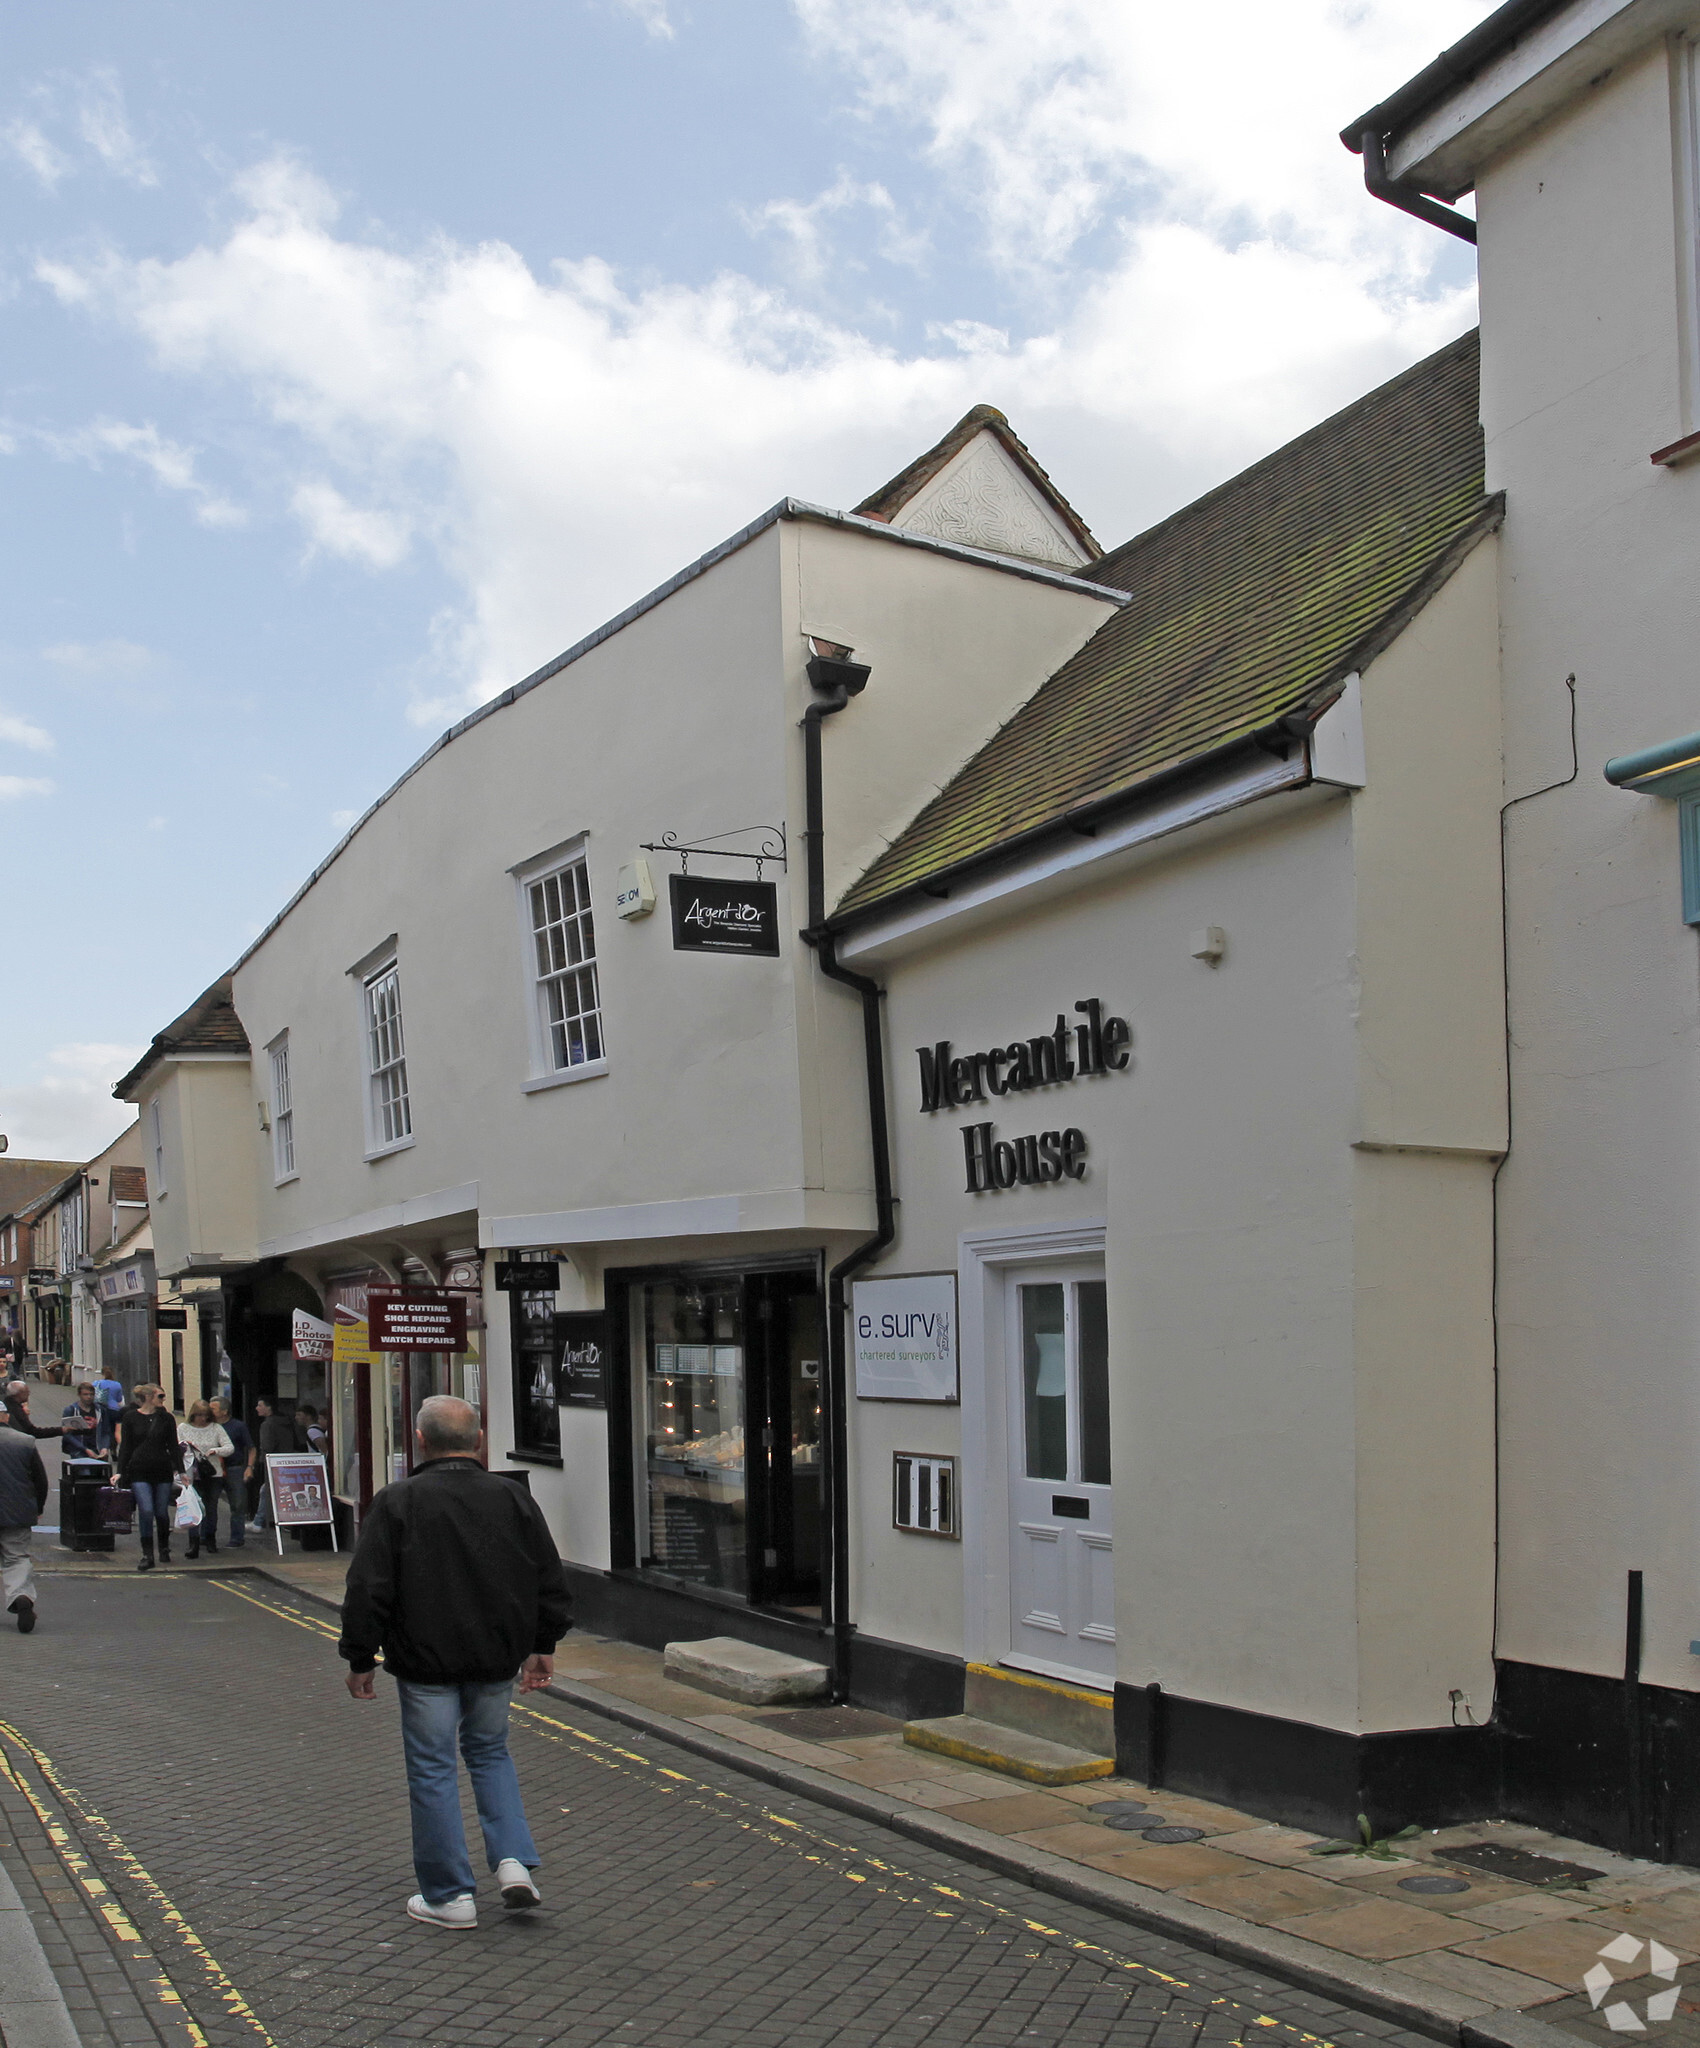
[1007,1268,1114,1683]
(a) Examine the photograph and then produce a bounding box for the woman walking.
[115,1383,181,1572]
[178,1401,234,1559]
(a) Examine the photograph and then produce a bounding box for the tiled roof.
[835,330,1489,918]
[855,404,1102,560]
[113,975,250,1100]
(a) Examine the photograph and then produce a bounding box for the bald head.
[415,1394,481,1457]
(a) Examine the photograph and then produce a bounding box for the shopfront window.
[639,1277,747,1594]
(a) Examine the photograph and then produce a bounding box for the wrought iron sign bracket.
[640,823,788,879]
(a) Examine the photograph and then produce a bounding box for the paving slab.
[1282,1900,1466,1962]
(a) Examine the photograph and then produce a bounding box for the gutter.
[798,648,898,1704]
[1338,0,1576,242]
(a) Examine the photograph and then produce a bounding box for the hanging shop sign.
[155,1308,188,1331]
[494,1260,560,1293]
[853,1273,958,1403]
[367,1287,468,1352]
[554,1311,608,1410]
[292,1308,334,1361]
[668,873,781,956]
[915,996,1132,1194]
[27,1268,56,1285]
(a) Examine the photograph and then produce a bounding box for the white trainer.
[406,1892,477,1930]
[495,1858,541,1909]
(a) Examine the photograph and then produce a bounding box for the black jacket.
[116,1406,180,1483]
[0,1426,48,1528]
[338,1459,572,1683]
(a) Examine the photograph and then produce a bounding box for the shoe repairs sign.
[669,873,781,955]
[367,1287,469,1353]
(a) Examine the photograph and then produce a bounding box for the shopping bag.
[174,1486,204,1530]
[97,1485,135,1531]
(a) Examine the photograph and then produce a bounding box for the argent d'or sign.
[916,997,1132,1194]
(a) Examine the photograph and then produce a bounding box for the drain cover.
[1143,1826,1206,1844]
[1103,1812,1164,1831]
[1438,1843,1603,1888]
[1399,1873,1471,1895]
[1090,1800,1155,1818]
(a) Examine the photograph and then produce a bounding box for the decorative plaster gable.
[890,431,1093,570]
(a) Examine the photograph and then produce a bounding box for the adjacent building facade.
[114,0,1700,1857]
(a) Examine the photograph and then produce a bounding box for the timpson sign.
[916,997,1131,1194]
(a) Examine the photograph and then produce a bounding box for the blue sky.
[0,0,1484,1157]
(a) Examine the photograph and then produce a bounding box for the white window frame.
[361,959,414,1158]
[269,1032,297,1184]
[511,837,608,1092]
[150,1097,167,1198]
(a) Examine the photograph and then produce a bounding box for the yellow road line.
[0,1719,277,2047]
[220,1581,1338,2048]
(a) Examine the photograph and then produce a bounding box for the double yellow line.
[209,1579,1338,2047]
[0,1716,276,2048]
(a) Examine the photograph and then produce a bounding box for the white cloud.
[50,418,246,528]
[0,711,53,754]
[5,119,69,189]
[618,0,675,40]
[791,0,1483,277]
[744,171,929,285]
[34,5,1484,720]
[0,1043,141,1162]
[0,776,54,800]
[42,638,155,677]
[74,68,156,188]
[292,480,411,569]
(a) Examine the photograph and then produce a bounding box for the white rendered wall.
[1479,42,1700,1693]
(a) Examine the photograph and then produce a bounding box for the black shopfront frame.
[605,1252,828,1615]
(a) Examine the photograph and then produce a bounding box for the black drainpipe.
[1358,128,1477,245]
[799,648,896,1704]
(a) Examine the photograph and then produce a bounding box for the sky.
[0,0,1486,1161]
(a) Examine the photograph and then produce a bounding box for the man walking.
[0,1402,49,1633]
[338,1395,569,1930]
[251,1397,296,1531]
[210,1397,251,1547]
[93,1367,124,1453]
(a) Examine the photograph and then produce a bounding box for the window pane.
[1077,1281,1111,1485]
[1020,1284,1067,1481]
[641,1278,747,1595]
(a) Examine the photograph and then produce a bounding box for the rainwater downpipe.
[1358,128,1478,245]
[799,650,896,1704]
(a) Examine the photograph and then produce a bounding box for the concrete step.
[964,1663,1115,1755]
[662,1635,830,1706]
[904,1713,1115,1786]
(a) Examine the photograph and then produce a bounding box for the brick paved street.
[0,1573,1448,2048]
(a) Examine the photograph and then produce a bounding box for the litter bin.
[60,1457,116,1553]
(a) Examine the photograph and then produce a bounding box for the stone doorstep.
[903,1713,1114,1786]
[661,1635,829,1706]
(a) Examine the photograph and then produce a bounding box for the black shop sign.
[554,1311,608,1410]
[669,874,781,956]
[915,996,1132,1196]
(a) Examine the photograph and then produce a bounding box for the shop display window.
[639,1277,747,1594]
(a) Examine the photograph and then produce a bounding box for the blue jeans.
[202,1467,246,1546]
[395,1679,538,1903]
[131,1479,172,1549]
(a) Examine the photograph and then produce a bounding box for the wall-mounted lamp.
[1190,926,1226,966]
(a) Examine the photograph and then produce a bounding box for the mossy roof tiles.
[835,329,1486,918]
